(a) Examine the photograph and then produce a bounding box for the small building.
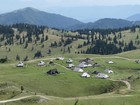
[104,69,113,74]
[80,58,93,63]
[108,61,114,64]
[81,72,90,78]
[47,69,59,75]
[49,60,54,65]
[78,62,87,68]
[73,67,84,72]
[56,57,64,60]
[87,64,92,67]
[67,64,75,68]
[66,58,73,63]
[38,61,45,66]
[96,73,109,79]
[16,61,24,67]
[93,63,100,67]
[135,59,140,64]
[92,71,100,74]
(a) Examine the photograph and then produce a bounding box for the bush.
[0,57,7,63]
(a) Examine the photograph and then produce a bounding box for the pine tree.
[16,55,20,61]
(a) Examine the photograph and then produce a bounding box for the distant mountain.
[93,18,133,29]
[0,7,82,29]
[68,18,133,30]
[127,13,140,21]
[0,7,138,30]
[51,5,140,22]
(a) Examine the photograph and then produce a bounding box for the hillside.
[0,7,82,29]
[0,49,140,105]
[0,24,140,105]
[68,18,133,30]
[0,24,140,62]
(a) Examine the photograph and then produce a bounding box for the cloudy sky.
[0,0,140,22]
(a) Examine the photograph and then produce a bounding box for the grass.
[3,94,140,105]
[0,50,140,104]
[0,62,122,98]
[116,49,140,59]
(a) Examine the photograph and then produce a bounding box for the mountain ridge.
[0,7,83,29]
[0,7,140,30]
[127,13,140,21]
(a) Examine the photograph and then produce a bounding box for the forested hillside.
[0,24,140,61]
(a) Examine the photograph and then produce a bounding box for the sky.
[0,0,140,22]
[1,0,140,12]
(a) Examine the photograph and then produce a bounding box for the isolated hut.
[49,60,54,65]
[81,72,90,78]
[56,57,64,60]
[108,61,114,64]
[47,69,59,75]
[38,61,45,66]
[66,58,73,63]
[16,61,24,67]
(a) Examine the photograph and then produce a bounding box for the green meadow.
[0,50,140,105]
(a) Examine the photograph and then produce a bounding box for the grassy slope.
[0,27,140,62]
[116,49,140,59]
[0,53,140,104]
[0,28,140,104]
[0,59,123,98]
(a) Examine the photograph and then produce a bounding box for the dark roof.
[92,71,100,74]
[47,69,59,75]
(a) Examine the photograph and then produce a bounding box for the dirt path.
[55,63,71,70]
[74,56,136,61]
[0,94,134,104]
[0,95,49,104]
[63,94,133,100]
[110,79,131,91]
[122,80,131,90]
[0,95,33,104]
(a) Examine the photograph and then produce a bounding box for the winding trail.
[122,80,131,90]
[110,79,131,90]
[0,94,133,104]
[0,96,33,104]
[0,95,49,104]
